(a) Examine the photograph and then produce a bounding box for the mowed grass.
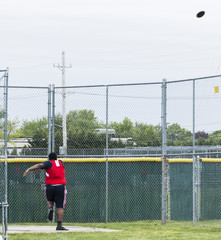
[7,220,221,240]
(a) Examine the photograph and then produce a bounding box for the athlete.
[23,152,68,231]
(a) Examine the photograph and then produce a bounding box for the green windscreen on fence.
[108,161,161,221]
[0,162,4,203]
[2,158,162,223]
[170,159,221,221]
[201,162,221,220]
[170,162,193,221]
[3,157,221,223]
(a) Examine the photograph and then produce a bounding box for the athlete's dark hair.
[48,152,57,160]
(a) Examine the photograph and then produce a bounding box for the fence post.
[196,155,201,221]
[3,68,9,240]
[166,158,170,220]
[161,79,167,225]
[105,85,109,223]
[193,155,196,226]
[192,79,196,227]
[48,85,52,155]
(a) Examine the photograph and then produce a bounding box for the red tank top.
[45,160,66,185]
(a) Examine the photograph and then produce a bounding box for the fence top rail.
[168,159,193,163]
[4,86,49,89]
[0,74,219,89]
[1,157,162,163]
[2,157,221,163]
[166,74,221,84]
[169,158,221,163]
[56,74,221,89]
[55,81,163,89]
[201,158,221,162]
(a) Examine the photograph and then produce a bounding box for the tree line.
[1,109,221,153]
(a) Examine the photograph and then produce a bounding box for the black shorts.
[45,185,67,208]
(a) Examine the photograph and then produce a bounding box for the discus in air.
[196,11,205,18]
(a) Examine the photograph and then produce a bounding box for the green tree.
[206,130,221,145]
[133,123,161,147]
[109,117,134,137]
[167,123,192,146]
[7,119,23,140]
[10,147,18,156]
[0,110,22,140]
[53,113,63,153]
[109,118,162,147]
[0,110,4,139]
[21,117,48,148]
[65,110,104,149]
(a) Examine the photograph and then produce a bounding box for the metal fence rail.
[6,145,221,158]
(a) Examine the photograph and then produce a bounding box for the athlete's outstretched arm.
[23,163,44,177]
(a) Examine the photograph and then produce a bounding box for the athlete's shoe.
[56,226,69,231]
[48,209,53,221]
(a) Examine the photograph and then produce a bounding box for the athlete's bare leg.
[57,208,64,221]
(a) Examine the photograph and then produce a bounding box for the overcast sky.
[1,0,221,87]
[2,0,221,133]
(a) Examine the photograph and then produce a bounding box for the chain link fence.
[6,86,50,157]
[53,83,162,157]
[2,75,221,227]
[200,159,221,220]
[5,158,161,223]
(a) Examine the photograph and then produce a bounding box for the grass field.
[6,220,221,240]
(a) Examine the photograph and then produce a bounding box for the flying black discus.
[196,11,205,18]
